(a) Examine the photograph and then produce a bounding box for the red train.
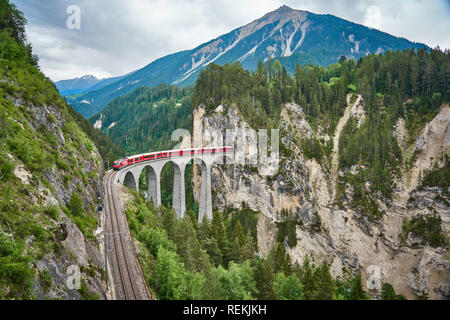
[113,146,233,171]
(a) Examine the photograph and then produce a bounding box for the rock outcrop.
[7,95,107,300]
[192,100,449,299]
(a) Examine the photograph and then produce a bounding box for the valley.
[0,0,448,302]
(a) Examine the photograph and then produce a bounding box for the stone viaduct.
[115,147,233,222]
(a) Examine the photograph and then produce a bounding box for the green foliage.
[267,243,293,276]
[295,257,336,300]
[155,246,189,300]
[276,213,299,248]
[0,234,33,299]
[68,106,123,168]
[0,151,14,181]
[420,156,449,192]
[273,272,303,300]
[301,138,324,164]
[347,84,357,93]
[311,262,336,300]
[126,194,364,301]
[191,49,448,221]
[211,261,258,300]
[0,0,37,66]
[381,283,406,300]
[91,84,192,156]
[401,214,447,248]
[64,191,97,242]
[349,273,368,300]
[254,258,276,300]
[38,269,52,292]
[127,193,387,301]
[224,202,260,242]
[0,2,103,298]
[211,211,231,268]
[68,191,84,216]
[78,281,100,300]
[310,212,323,233]
[139,228,176,257]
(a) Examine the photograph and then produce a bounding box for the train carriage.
[112,146,233,171]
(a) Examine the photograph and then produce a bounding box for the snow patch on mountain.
[107,122,116,129]
[93,114,103,129]
[349,34,360,53]
[176,6,308,83]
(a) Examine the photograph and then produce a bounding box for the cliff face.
[1,78,106,299]
[192,100,449,299]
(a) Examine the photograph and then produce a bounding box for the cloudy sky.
[13,0,450,82]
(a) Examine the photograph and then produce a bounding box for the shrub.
[0,153,14,181]
[44,205,60,220]
[139,227,176,257]
[79,281,99,300]
[301,138,324,164]
[401,214,447,248]
[68,191,84,216]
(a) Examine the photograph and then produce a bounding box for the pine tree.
[349,273,368,300]
[312,262,336,300]
[381,283,405,300]
[161,207,176,241]
[197,218,212,243]
[230,238,242,263]
[201,238,222,267]
[241,230,255,261]
[268,243,291,275]
[298,257,316,300]
[175,218,210,272]
[381,283,396,300]
[212,211,230,267]
[273,272,303,300]
[155,247,188,300]
[231,220,245,247]
[254,259,276,300]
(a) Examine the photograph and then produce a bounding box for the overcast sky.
[13,0,450,82]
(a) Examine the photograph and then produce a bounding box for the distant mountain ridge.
[55,74,99,95]
[55,73,129,96]
[67,5,428,117]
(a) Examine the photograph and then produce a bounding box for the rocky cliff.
[1,79,107,299]
[192,99,449,299]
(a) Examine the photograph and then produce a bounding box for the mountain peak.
[80,74,98,80]
[259,4,306,22]
[275,5,294,13]
[69,6,428,117]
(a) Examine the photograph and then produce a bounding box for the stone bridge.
[115,147,233,222]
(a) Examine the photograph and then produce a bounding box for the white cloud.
[13,0,450,81]
[364,5,381,29]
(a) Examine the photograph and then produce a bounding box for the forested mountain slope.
[0,0,107,299]
[90,84,192,155]
[96,47,449,300]
[189,48,449,299]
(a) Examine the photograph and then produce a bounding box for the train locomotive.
[112,146,232,171]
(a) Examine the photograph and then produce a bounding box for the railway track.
[105,170,148,300]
